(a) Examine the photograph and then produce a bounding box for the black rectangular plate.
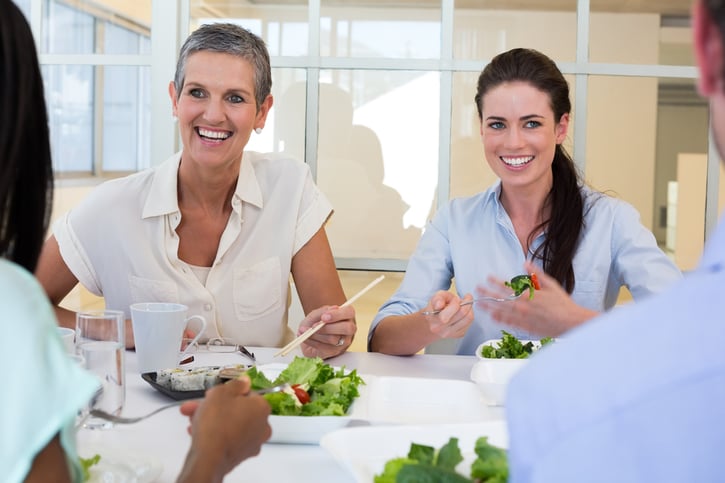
[141,372,207,401]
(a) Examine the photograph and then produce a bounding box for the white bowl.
[469,358,528,406]
[471,338,555,405]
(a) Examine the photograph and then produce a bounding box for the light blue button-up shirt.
[505,216,725,483]
[369,182,681,355]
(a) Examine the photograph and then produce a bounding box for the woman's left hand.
[297,305,357,359]
[477,261,598,337]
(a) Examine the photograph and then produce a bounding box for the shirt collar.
[142,152,182,219]
[235,151,263,209]
[141,151,264,220]
[486,179,504,205]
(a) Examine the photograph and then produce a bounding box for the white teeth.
[501,156,533,166]
[197,127,230,140]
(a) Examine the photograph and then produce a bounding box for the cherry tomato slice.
[530,273,541,290]
[291,384,310,404]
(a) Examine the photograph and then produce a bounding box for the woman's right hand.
[421,290,475,339]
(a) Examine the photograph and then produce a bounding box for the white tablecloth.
[77,346,501,482]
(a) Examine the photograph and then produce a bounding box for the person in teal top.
[1,260,99,482]
[0,2,271,481]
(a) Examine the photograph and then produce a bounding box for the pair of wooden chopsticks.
[273,275,385,357]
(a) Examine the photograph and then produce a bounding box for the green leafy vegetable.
[481,331,554,359]
[504,274,537,300]
[79,454,101,481]
[374,437,508,483]
[247,356,364,416]
[471,437,509,482]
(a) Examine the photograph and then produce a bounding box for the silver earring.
[254,127,262,135]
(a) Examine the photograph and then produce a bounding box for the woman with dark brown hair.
[369,48,680,356]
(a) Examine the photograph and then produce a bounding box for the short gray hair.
[173,23,272,111]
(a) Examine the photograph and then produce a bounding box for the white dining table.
[76,346,502,482]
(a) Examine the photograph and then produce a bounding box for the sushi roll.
[157,368,184,388]
[170,368,206,391]
[203,367,222,389]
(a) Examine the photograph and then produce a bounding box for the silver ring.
[336,336,345,347]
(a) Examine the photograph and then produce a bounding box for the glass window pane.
[12,0,30,19]
[42,0,151,55]
[102,66,150,172]
[590,6,693,65]
[189,2,308,56]
[104,20,150,55]
[320,2,441,59]
[586,75,709,272]
[42,65,94,173]
[453,2,577,61]
[314,70,437,259]
[251,68,307,157]
[42,0,94,54]
[450,71,496,199]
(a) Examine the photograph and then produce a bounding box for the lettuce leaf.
[374,436,508,483]
[250,356,364,416]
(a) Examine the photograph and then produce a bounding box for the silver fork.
[88,383,290,425]
[421,293,523,315]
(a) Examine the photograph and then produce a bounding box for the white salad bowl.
[469,358,528,406]
[471,338,552,406]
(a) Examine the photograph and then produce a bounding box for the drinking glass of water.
[76,310,125,429]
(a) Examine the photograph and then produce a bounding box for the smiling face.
[169,51,272,173]
[479,81,569,193]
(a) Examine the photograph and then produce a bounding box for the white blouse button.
[203,303,212,311]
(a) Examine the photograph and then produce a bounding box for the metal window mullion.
[150,0,182,167]
[437,0,454,208]
[305,69,321,178]
[573,0,590,170]
[93,21,105,176]
[29,0,43,53]
[705,129,721,240]
[305,0,322,179]
[573,74,588,173]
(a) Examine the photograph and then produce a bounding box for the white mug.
[130,303,207,374]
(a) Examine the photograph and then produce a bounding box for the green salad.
[504,273,540,300]
[79,454,100,481]
[374,436,508,483]
[246,356,364,416]
[481,331,554,359]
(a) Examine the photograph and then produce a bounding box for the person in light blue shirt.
[505,1,725,481]
[368,48,680,356]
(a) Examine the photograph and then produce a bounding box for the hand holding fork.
[421,292,523,315]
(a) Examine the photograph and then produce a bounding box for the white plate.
[78,445,162,483]
[320,421,509,483]
[258,363,367,445]
[360,375,494,424]
[260,366,500,444]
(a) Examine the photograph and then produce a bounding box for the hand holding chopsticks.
[274,275,385,358]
